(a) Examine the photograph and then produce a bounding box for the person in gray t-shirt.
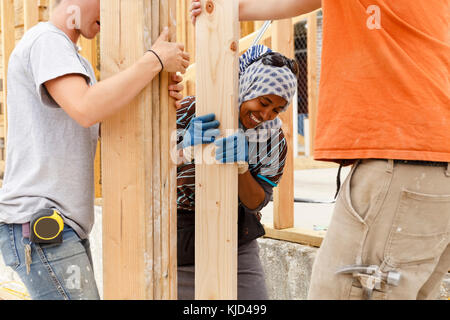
[0,0,188,300]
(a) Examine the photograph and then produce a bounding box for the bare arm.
[191,0,322,24]
[45,29,189,128]
[239,0,322,21]
[238,171,266,210]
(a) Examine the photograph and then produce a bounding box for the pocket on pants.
[385,190,450,266]
[0,225,20,270]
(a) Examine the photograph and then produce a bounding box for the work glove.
[214,130,249,175]
[182,113,220,161]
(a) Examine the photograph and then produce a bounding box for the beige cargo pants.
[308,159,450,300]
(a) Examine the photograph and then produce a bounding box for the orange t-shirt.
[314,0,450,162]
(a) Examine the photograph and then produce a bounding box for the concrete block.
[258,238,317,300]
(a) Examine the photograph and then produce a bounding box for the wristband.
[147,49,164,71]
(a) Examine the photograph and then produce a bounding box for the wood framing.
[263,223,325,248]
[272,19,295,230]
[195,0,239,300]
[307,12,318,154]
[24,0,39,31]
[101,0,177,300]
[1,0,15,142]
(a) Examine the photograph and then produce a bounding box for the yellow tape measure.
[30,209,64,244]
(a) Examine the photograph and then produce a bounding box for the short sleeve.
[29,32,92,108]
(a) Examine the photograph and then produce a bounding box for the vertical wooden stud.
[272,19,295,230]
[195,0,239,300]
[1,0,15,142]
[307,12,318,154]
[101,0,176,300]
[24,0,39,31]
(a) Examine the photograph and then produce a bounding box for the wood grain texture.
[101,0,154,300]
[263,223,325,248]
[307,13,318,154]
[272,19,295,230]
[1,0,15,144]
[24,0,39,31]
[195,0,239,300]
[102,0,176,300]
[158,0,178,300]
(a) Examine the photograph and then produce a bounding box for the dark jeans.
[178,240,269,300]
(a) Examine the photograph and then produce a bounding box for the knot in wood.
[230,41,237,52]
[205,1,214,14]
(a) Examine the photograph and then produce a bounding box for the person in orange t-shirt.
[191,0,450,300]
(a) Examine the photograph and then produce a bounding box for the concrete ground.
[260,166,351,230]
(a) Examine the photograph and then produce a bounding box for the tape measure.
[30,209,64,244]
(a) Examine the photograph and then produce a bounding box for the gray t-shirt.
[0,22,99,239]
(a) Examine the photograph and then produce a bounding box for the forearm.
[238,171,266,210]
[239,0,322,21]
[79,53,161,126]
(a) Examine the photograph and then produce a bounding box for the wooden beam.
[101,0,176,300]
[263,223,325,248]
[1,0,15,143]
[158,0,178,300]
[24,0,39,31]
[195,0,239,300]
[294,156,339,171]
[181,25,273,85]
[272,19,295,230]
[307,12,318,154]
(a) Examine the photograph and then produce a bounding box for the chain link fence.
[294,12,323,137]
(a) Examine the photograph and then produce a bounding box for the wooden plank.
[181,25,273,85]
[24,0,39,31]
[294,156,339,171]
[1,0,15,143]
[307,12,318,154]
[158,0,178,300]
[263,223,325,248]
[166,0,178,299]
[150,0,161,300]
[101,0,157,300]
[271,19,295,230]
[195,0,239,300]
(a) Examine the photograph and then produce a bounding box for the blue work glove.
[182,113,221,149]
[214,130,250,174]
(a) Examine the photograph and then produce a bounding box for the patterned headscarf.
[239,45,297,129]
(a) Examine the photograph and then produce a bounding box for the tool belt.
[177,207,266,266]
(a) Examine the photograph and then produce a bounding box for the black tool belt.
[177,207,266,266]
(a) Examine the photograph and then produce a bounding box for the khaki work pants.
[308,159,450,300]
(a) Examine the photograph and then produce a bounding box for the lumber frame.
[1,0,15,142]
[307,12,318,154]
[195,0,239,300]
[100,0,177,300]
[263,224,325,248]
[24,0,39,31]
[272,19,295,230]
